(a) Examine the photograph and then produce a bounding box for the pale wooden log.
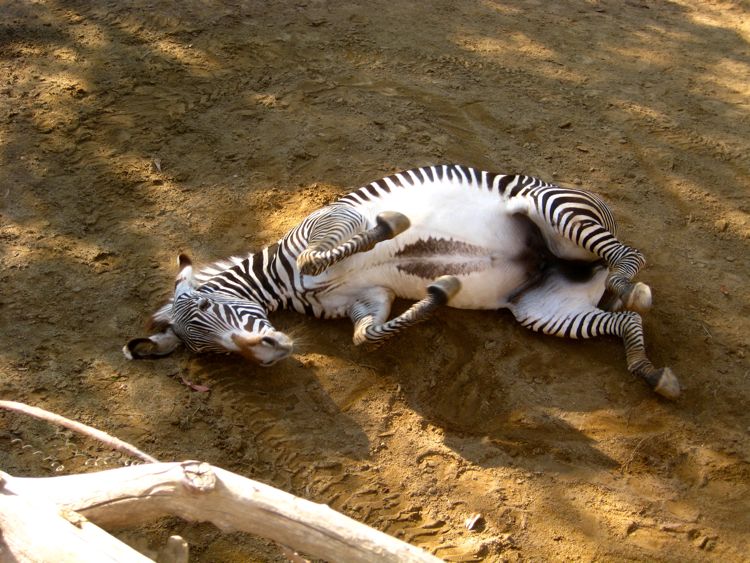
[0,489,152,563]
[1,462,442,563]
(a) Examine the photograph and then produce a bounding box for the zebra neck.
[195,242,295,312]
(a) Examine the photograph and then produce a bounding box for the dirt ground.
[1,0,749,561]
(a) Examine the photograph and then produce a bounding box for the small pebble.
[465,513,483,530]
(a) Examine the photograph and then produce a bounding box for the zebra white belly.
[310,185,532,312]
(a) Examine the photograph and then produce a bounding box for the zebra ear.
[147,301,173,332]
[123,327,182,359]
[174,253,197,298]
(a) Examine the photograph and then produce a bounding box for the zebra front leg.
[350,276,461,346]
[297,209,410,276]
[509,274,680,399]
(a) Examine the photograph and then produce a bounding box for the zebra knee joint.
[297,250,327,276]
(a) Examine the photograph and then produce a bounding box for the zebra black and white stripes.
[124,164,679,399]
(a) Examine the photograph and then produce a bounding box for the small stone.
[465,513,484,531]
[714,219,729,232]
[625,521,639,535]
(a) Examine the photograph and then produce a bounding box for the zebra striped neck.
[193,242,295,313]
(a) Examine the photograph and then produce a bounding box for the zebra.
[124,164,680,399]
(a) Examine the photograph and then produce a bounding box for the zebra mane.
[147,301,173,331]
[193,255,248,284]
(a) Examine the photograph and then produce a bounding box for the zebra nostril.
[261,336,276,347]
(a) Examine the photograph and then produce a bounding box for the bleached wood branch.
[1,461,441,563]
[0,400,158,463]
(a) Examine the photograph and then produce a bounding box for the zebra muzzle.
[231,332,294,366]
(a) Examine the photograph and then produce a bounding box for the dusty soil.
[1,0,749,561]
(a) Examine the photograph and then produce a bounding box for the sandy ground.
[1,0,749,561]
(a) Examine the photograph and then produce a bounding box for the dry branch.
[0,400,158,463]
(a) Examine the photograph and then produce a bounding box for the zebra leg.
[297,208,410,276]
[350,276,461,345]
[509,272,680,399]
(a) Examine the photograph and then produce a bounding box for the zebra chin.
[229,331,294,366]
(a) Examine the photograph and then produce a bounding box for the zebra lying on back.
[124,164,680,399]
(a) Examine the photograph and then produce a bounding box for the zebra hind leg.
[297,210,410,276]
[350,276,461,346]
[509,271,680,399]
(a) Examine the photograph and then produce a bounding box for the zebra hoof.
[427,275,462,305]
[652,367,680,400]
[376,211,411,238]
[623,282,652,314]
[123,338,157,360]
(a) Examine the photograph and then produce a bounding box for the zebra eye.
[197,297,210,311]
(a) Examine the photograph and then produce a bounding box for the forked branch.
[0,401,440,562]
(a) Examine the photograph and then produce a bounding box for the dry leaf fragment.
[178,375,210,393]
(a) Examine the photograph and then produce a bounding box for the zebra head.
[124,255,293,365]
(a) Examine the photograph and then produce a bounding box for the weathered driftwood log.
[0,461,437,562]
[1,461,440,562]
[0,400,441,562]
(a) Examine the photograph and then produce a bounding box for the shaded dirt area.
[1,0,749,561]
